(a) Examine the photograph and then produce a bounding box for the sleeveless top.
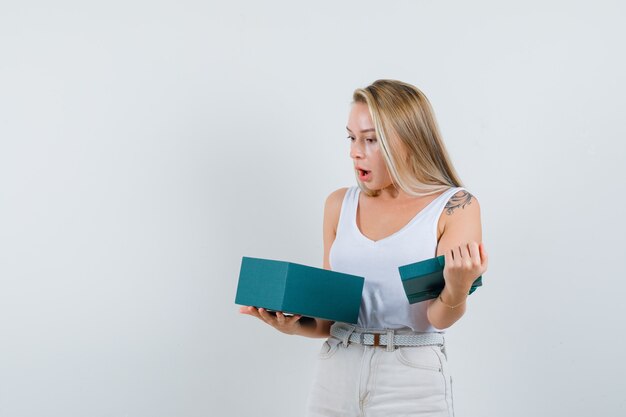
[329,185,467,332]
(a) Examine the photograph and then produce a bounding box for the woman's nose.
[350,141,364,159]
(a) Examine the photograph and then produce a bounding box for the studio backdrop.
[1,1,625,416]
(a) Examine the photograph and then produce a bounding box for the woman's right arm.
[239,188,347,338]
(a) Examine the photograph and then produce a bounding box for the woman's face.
[346,102,394,191]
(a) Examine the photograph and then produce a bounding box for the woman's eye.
[346,135,355,141]
[366,138,376,143]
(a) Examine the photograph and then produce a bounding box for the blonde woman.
[240,79,488,416]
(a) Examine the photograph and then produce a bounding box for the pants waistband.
[330,322,445,352]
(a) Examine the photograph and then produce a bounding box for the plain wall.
[1,1,625,416]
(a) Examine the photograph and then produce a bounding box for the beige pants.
[304,336,454,417]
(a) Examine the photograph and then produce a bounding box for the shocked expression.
[346,102,393,190]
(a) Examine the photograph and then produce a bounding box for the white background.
[1,1,625,416]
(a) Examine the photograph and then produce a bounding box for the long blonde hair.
[352,79,463,197]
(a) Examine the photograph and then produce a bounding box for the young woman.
[240,79,488,416]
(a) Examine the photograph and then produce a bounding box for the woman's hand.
[239,306,303,335]
[442,241,488,299]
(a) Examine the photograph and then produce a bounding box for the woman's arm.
[426,191,489,330]
[239,188,346,338]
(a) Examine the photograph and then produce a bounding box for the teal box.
[398,255,483,304]
[235,256,365,323]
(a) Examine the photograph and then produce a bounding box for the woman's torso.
[329,185,466,332]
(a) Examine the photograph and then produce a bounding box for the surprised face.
[346,102,394,191]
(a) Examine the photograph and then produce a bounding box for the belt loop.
[340,324,356,347]
[386,329,395,352]
[441,334,448,359]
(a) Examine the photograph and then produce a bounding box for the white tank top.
[329,185,466,332]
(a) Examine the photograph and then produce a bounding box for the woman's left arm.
[426,191,489,330]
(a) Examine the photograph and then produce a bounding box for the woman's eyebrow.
[346,126,376,133]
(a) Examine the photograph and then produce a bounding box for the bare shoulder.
[324,187,348,230]
[437,189,481,241]
[325,187,348,206]
[322,187,349,269]
[444,189,480,217]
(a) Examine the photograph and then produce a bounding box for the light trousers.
[304,335,454,417]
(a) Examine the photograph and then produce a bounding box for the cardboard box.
[235,256,365,323]
[398,255,483,304]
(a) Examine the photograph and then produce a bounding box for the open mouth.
[357,168,371,180]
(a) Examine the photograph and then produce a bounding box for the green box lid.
[398,255,482,304]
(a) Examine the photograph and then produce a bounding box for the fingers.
[258,308,275,324]
[237,306,305,335]
[468,241,481,268]
[275,311,286,325]
[479,242,489,269]
[447,242,481,262]
[455,245,464,263]
[243,307,301,328]
[444,246,453,267]
[276,311,303,325]
[452,244,473,270]
[463,244,473,267]
[441,241,488,294]
[239,306,259,317]
[239,306,274,321]
[445,241,485,274]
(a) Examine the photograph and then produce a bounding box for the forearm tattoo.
[445,191,473,215]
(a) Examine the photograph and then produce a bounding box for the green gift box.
[235,256,365,323]
[398,255,483,304]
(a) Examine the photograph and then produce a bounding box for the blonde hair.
[352,79,463,197]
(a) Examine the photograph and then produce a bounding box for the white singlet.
[329,185,467,332]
